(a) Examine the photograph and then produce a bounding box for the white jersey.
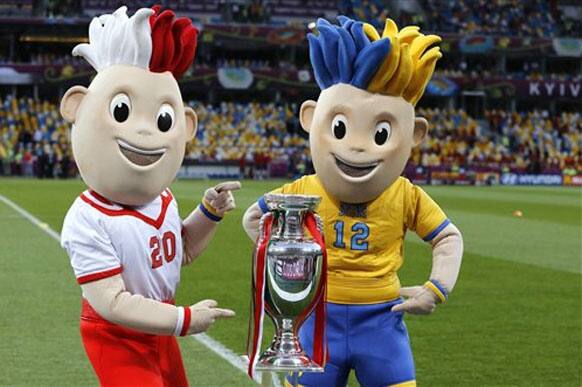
[61,189,183,302]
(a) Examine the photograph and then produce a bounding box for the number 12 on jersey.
[333,220,369,251]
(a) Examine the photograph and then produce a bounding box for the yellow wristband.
[424,280,447,304]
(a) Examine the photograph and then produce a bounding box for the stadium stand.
[339,0,388,29]
[424,0,558,37]
[411,108,580,174]
[82,0,337,23]
[1,95,579,182]
[342,0,580,38]
[0,95,73,178]
[0,0,33,16]
[0,0,580,185]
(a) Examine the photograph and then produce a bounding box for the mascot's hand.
[203,181,241,217]
[391,285,440,315]
[187,299,236,335]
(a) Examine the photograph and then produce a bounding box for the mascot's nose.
[137,129,154,137]
[350,146,365,153]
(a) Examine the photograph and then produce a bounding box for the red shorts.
[80,299,188,387]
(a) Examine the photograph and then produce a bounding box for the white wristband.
[174,306,185,336]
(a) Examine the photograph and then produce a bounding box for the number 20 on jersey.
[150,231,176,269]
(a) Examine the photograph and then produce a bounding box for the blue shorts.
[286,299,415,387]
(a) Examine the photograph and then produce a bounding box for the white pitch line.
[0,194,282,387]
[0,194,61,241]
[190,335,283,387]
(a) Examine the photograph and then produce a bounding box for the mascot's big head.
[60,6,198,206]
[300,17,442,203]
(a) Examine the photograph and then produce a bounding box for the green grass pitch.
[0,177,580,386]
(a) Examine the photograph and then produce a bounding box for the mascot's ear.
[60,86,88,123]
[413,117,429,146]
[300,100,317,133]
[184,106,198,141]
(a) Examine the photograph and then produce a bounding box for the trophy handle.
[253,213,269,283]
[257,212,278,243]
[313,213,324,237]
[257,213,269,245]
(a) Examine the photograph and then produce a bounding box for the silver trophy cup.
[254,193,325,372]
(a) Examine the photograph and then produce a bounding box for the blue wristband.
[199,203,222,222]
[257,196,269,214]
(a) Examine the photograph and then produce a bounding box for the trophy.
[247,194,327,378]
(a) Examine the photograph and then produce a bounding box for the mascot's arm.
[182,181,241,265]
[81,274,235,335]
[242,202,263,241]
[393,223,463,314]
[429,222,463,292]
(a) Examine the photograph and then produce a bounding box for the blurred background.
[0,0,580,187]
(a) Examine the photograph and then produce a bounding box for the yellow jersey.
[265,175,449,304]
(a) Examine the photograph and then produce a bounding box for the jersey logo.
[332,220,369,251]
[150,231,177,269]
[339,202,367,218]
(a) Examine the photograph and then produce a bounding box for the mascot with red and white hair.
[59,6,240,385]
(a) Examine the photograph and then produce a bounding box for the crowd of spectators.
[44,0,82,18]
[2,0,580,39]
[484,109,580,174]
[0,0,81,18]
[339,0,388,30]
[409,108,580,175]
[558,6,582,38]
[1,96,580,180]
[0,1,33,17]
[2,50,579,84]
[218,0,271,24]
[207,58,301,72]
[341,0,579,38]
[188,102,581,177]
[435,61,582,82]
[0,95,74,178]
[424,0,558,38]
[187,101,311,179]
[16,52,86,67]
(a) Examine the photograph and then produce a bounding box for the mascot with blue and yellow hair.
[243,16,463,386]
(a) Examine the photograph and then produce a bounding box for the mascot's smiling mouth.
[333,154,380,178]
[117,139,166,167]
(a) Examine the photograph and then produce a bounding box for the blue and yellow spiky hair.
[308,16,442,106]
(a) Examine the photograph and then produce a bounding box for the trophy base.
[253,331,325,373]
[255,354,324,373]
[251,330,325,373]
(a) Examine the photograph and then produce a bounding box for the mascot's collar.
[80,189,173,229]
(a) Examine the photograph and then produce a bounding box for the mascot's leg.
[285,303,350,387]
[350,300,416,387]
[158,336,188,387]
[80,300,188,386]
[80,319,163,386]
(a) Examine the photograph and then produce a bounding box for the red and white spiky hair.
[73,5,198,79]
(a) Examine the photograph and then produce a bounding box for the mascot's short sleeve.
[61,199,122,284]
[404,182,450,242]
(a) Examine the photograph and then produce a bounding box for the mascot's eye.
[374,121,391,145]
[331,114,347,140]
[109,93,131,123]
[157,104,175,132]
